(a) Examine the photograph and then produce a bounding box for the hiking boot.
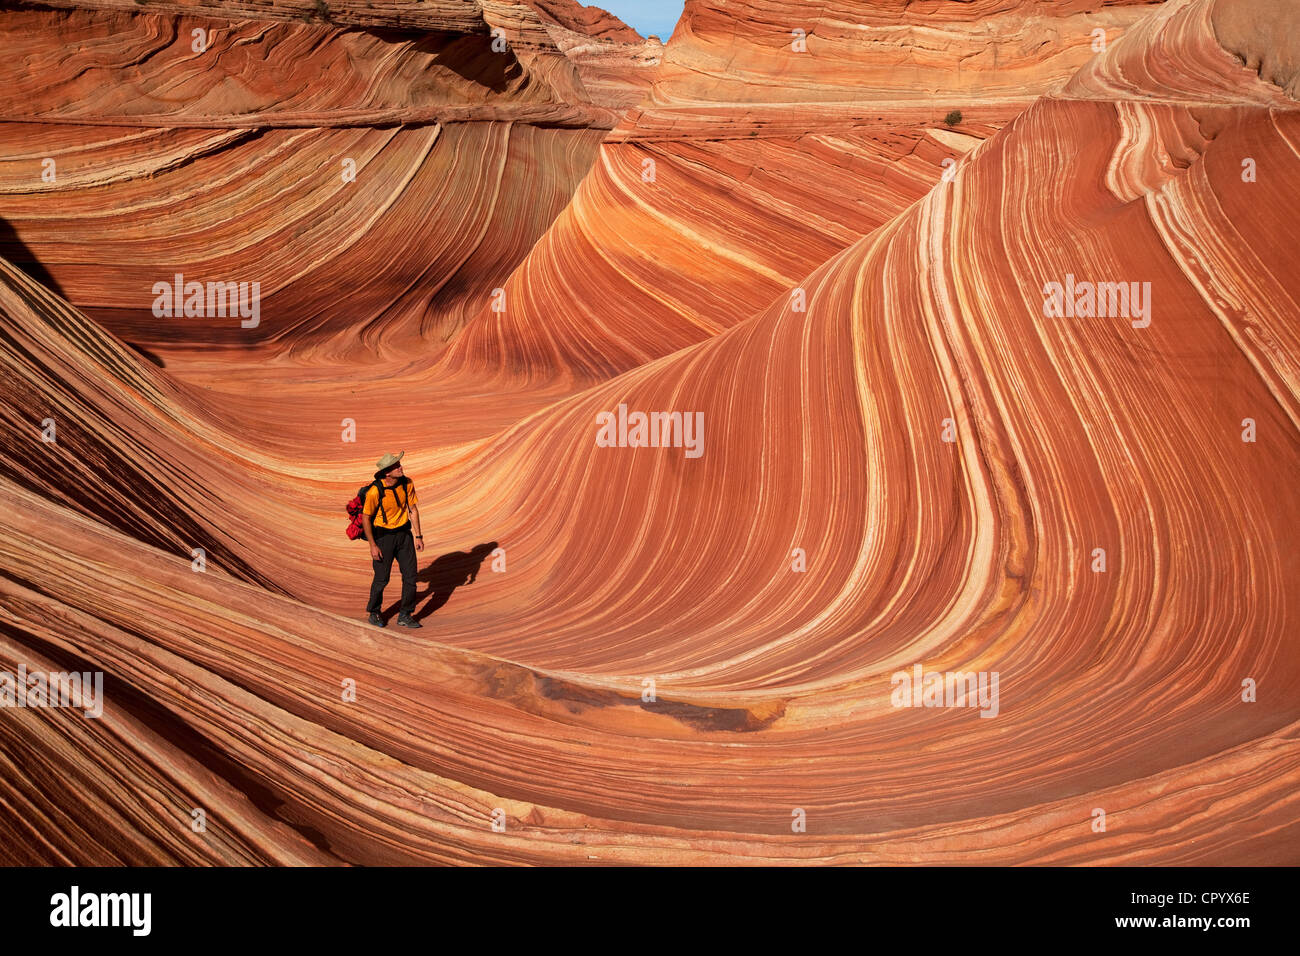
[368,612,386,628]
[396,613,422,629]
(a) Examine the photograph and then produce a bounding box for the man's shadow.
[385,541,498,621]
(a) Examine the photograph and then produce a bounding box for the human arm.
[362,489,381,560]
[409,489,424,553]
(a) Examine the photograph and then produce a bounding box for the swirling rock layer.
[1,0,1298,865]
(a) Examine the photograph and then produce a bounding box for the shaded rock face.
[0,7,576,123]
[0,0,1299,866]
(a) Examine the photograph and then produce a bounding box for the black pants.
[366,522,417,616]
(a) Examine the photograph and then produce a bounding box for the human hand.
[370,544,381,561]
[415,538,424,553]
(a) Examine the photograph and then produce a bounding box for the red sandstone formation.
[0,0,638,381]
[626,0,1165,134]
[525,0,664,109]
[526,0,642,43]
[444,0,1167,385]
[0,0,1298,865]
[0,2,620,125]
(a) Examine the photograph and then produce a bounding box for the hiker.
[361,451,424,628]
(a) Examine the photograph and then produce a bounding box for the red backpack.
[345,477,409,541]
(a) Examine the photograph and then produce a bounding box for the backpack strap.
[373,476,410,524]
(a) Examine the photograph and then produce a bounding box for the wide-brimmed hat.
[373,451,405,478]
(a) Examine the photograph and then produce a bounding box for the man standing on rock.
[362,451,424,628]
